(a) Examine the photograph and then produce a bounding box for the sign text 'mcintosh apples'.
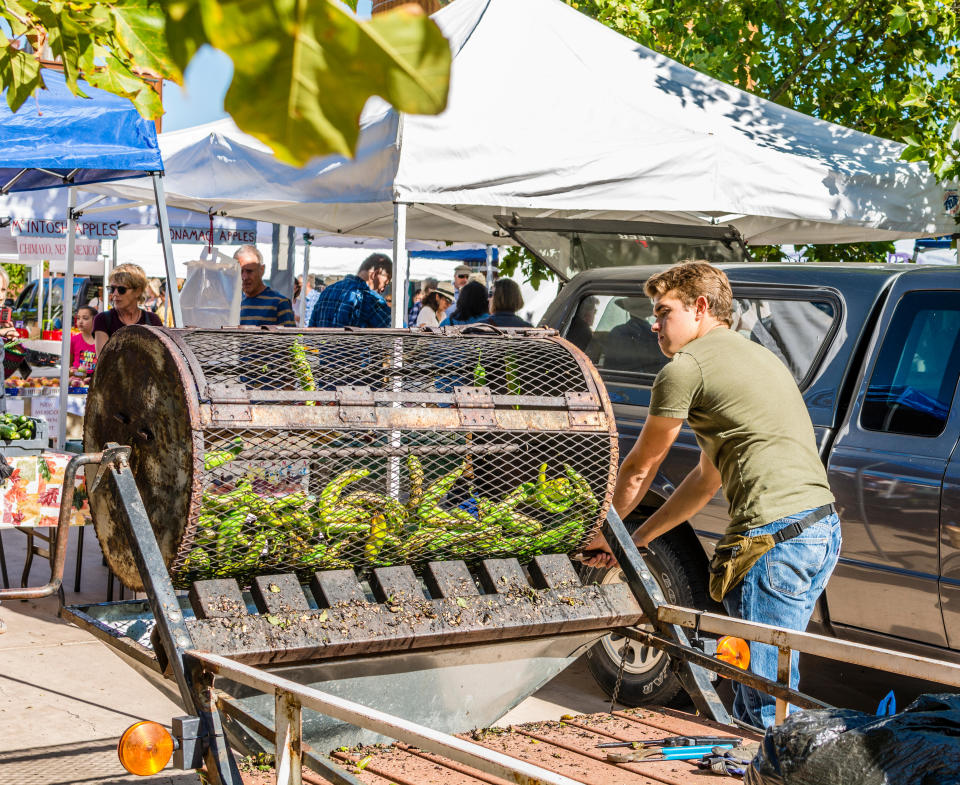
[9,218,120,239]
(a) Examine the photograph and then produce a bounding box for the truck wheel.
[581,536,704,707]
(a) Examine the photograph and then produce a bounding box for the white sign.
[9,218,119,239]
[165,225,258,245]
[16,237,101,262]
[29,396,59,428]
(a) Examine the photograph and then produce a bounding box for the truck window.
[567,295,667,376]
[566,293,836,385]
[861,291,960,437]
[730,297,835,384]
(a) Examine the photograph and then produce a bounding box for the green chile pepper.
[290,336,317,406]
[203,437,244,471]
[406,455,424,510]
[319,468,370,523]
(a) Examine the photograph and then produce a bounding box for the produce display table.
[5,386,88,439]
[5,386,89,396]
[0,452,92,592]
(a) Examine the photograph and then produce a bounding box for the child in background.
[70,305,98,383]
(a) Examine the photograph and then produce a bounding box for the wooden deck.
[247,705,762,785]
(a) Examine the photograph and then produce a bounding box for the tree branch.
[767,0,870,102]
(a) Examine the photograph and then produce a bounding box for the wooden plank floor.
[240,705,761,785]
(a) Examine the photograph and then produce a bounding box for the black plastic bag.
[746,693,960,785]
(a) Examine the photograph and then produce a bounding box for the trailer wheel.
[581,535,705,707]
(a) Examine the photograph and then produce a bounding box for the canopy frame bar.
[1,169,29,194]
[414,203,497,236]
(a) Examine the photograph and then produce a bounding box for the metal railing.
[646,605,960,725]
[189,650,586,785]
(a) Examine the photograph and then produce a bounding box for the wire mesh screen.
[175,329,590,400]
[171,427,611,587]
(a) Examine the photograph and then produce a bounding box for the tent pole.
[300,232,312,326]
[392,203,408,328]
[36,261,43,336]
[152,174,182,327]
[485,245,494,289]
[56,188,77,450]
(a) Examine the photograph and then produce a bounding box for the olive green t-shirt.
[649,327,833,533]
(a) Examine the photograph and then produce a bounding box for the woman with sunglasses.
[93,263,162,356]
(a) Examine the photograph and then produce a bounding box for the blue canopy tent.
[0,69,180,447]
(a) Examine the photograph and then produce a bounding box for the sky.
[162,0,374,132]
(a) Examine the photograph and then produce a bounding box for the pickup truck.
[12,276,101,330]
[500,216,960,707]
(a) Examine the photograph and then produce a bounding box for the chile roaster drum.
[84,326,618,592]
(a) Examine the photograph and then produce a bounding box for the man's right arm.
[580,414,683,567]
[367,291,391,328]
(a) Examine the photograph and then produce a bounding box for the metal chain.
[609,641,629,713]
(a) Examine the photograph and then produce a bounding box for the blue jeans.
[721,508,842,728]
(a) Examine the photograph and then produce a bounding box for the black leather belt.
[772,503,837,544]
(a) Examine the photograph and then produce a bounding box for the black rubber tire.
[581,531,708,707]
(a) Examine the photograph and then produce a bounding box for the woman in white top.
[416,282,454,327]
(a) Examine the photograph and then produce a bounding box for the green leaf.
[85,54,163,117]
[265,614,282,626]
[210,0,451,164]
[0,41,44,112]
[455,597,467,608]
[157,0,209,72]
[113,0,182,81]
[355,755,373,771]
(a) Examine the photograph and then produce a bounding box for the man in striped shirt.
[236,245,296,326]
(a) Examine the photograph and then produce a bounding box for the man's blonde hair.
[644,261,733,326]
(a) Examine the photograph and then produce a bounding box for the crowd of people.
[224,245,533,331]
[52,249,535,377]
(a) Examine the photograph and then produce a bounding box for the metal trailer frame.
[57,446,960,784]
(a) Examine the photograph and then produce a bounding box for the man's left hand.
[578,533,617,569]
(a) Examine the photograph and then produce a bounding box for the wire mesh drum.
[84,326,618,591]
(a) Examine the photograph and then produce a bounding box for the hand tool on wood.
[597,735,741,749]
[606,743,734,762]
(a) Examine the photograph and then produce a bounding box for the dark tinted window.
[861,291,960,437]
[566,295,667,376]
[566,293,836,385]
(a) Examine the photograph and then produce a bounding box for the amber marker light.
[716,636,751,674]
[118,721,174,776]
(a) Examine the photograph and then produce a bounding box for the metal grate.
[86,326,617,592]
[175,329,590,402]
[172,428,611,587]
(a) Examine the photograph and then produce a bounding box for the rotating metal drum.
[84,326,618,592]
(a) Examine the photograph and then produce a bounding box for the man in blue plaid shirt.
[308,254,392,328]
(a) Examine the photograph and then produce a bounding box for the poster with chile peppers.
[0,454,90,528]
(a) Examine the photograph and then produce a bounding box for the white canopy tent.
[85,0,957,240]
[84,0,956,324]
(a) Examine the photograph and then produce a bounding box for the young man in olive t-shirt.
[583,261,841,728]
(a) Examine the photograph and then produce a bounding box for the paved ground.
[0,525,190,783]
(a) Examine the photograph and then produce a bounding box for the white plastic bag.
[180,258,241,328]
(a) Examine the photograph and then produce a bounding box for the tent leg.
[300,233,312,326]
[36,262,43,337]
[152,174,182,327]
[485,245,494,289]
[392,203,408,329]
[56,188,77,451]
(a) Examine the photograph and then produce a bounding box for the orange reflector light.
[118,721,174,776]
[716,636,750,673]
